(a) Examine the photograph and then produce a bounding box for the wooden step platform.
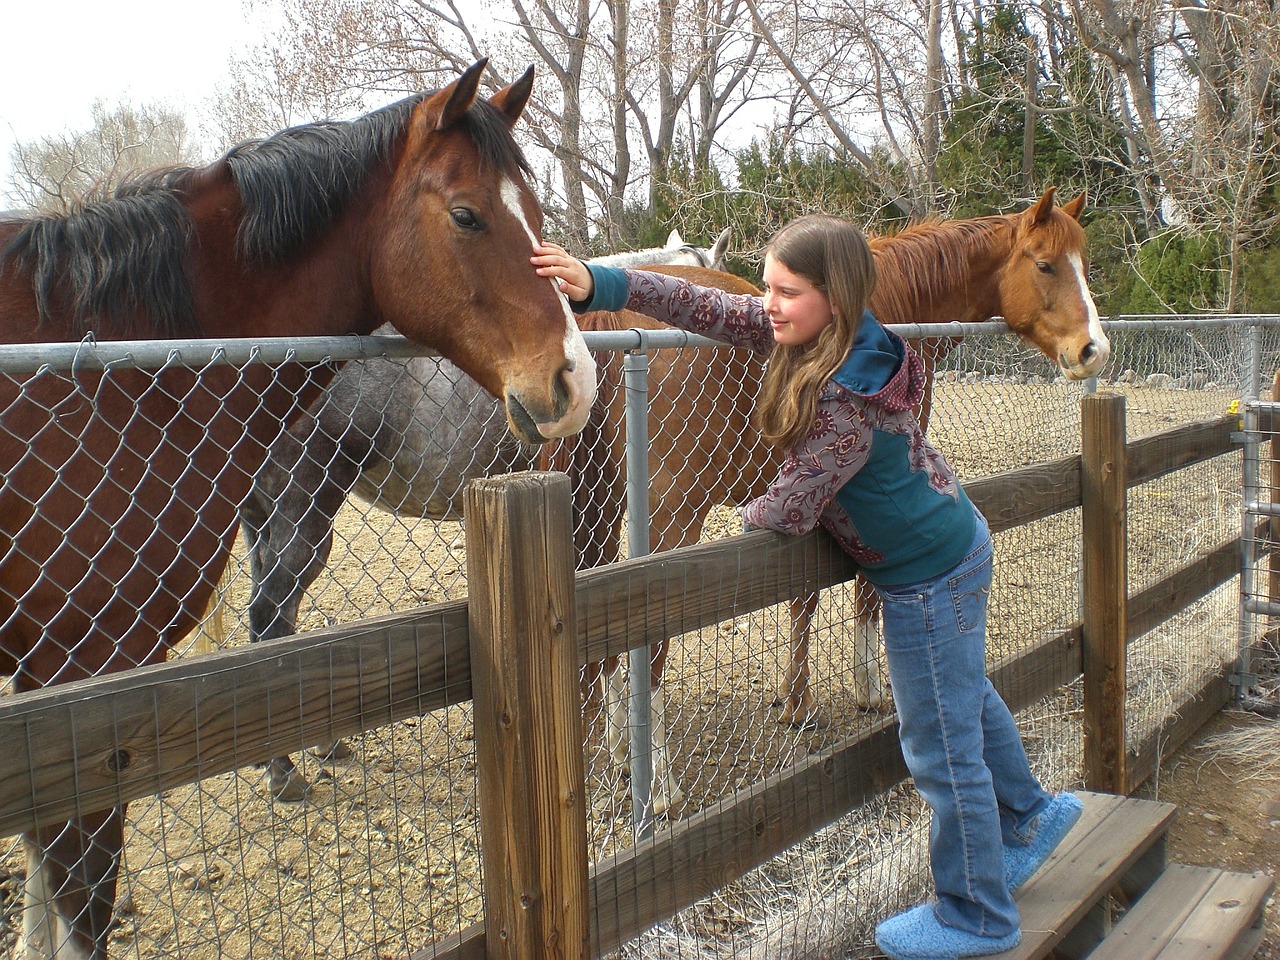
[996,790,1273,960]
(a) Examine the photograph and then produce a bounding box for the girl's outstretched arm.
[532,243,594,303]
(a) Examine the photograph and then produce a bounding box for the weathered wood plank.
[1000,791,1177,960]
[1087,863,1274,960]
[1082,394,1129,794]
[1127,535,1241,640]
[0,604,471,837]
[1127,413,1237,486]
[967,455,1081,533]
[586,714,907,956]
[465,473,590,960]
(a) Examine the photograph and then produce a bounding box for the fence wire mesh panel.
[0,317,1267,959]
[1242,339,1280,716]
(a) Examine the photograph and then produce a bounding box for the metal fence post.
[1235,322,1268,708]
[622,347,657,838]
[465,471,589,960]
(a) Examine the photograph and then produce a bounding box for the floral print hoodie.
[579,265,977,586]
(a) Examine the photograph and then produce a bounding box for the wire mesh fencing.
[0,315,1270,960]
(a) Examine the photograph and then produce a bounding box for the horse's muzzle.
[1060,337,1111,380]
[504,394,553,445]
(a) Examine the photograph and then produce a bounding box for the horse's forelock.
[0,89,545,339]
[460,99,532,179]
[226,93,529,266]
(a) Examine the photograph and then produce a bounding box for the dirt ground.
[0,376,1258,959]
[1132,706,1280,959]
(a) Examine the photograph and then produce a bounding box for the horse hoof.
[651,786,685,819]
[783,706,826,731]
[313,740,353,762]
[268,770,311,803]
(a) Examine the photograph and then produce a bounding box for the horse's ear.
[489,65,535,127]
[667,228,683,246]
[433,58,489,131]
[710,227,732,266]
[1060,191,1087,222]
[1028,186,1058,225]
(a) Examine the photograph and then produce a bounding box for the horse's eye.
[451,207,481,230]
[1036,260,1054,274]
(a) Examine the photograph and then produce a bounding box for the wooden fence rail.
[0,399,1246,959]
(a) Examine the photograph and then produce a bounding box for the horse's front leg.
[20,835,55,959]
[852,581,887,711]
[602,646,685,818]
[23,808,124,960]
[595,656,628,770]
[647,641,683,817]
[778,592,821,728]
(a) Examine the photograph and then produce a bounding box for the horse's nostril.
[1081,343,1096,363]
[553,369,570,418]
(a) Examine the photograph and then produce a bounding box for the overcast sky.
[0,0,271,195]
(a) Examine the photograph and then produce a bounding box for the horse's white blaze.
[1067,251,1110,376]
[500,177,595,439]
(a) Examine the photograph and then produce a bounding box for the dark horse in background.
[0,61,593,960]
[239,228,730,802]
[556,189,1109,817]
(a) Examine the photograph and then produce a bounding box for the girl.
[532,216,1081,960]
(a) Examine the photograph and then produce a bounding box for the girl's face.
[761,253,833,347]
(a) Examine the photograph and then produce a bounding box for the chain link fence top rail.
[0,316,1271,960]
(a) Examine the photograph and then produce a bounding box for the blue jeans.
[876,511,1052,936]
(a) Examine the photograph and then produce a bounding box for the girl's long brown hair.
[755,215,878,451]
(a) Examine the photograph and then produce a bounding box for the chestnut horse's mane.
[0,92,530,339]
[868,215,1014,326]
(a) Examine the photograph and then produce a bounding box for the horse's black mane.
[0,90,529,338]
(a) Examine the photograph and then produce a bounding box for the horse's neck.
[187,198,378,340]
[871,218,1011,327]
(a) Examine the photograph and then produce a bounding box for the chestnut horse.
[0,61,594,960]
[559,188,1108,816]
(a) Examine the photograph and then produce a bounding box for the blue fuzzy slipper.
[1004,792,1084,891]
[875,903,1020,960]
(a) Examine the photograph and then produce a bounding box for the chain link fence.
[0,316,1272,959]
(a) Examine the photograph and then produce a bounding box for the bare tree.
[208,0,440,145]
[1061,0,1280,308]
[213,0,765,245]
[5,101,198,214]
[740,0,952,219]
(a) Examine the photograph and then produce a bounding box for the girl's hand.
[532,243,594,303]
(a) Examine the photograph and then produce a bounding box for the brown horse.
[558,188,1108,816]
[0,60,594,959]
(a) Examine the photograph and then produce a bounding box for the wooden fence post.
[464,471,589,960]
[1081,393,1128,795]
